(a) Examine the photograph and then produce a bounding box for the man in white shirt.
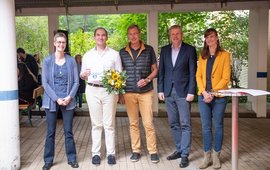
[80,27,122,166]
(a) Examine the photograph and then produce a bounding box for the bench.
[19,86,44,126]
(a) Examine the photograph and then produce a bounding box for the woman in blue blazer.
[41,32,79,170]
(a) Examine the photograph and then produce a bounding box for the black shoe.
[92,155,101,165]
[150,153,160,163]
[68,161,79,168]
[130,152,141,162]
[42,163,52,170]
[180,157,189,168]
[107,155,116,165]
[167,151,181,160]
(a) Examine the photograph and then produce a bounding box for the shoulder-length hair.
[201,28,224,59]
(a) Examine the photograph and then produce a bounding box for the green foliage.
[91,14,147,51]
[207,11,249,61]
[158,12,209,50]
[59,15,100,33]
[158,11,249,59]
[16,11,249,76]
[16,16,49,59]
[69,28,93,56]
[60,14,147,52]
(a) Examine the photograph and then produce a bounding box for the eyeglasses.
[55,41,66,44]
[128,32,140,36]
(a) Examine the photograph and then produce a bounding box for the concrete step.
[31,102,259,118]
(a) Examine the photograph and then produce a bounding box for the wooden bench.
[19,86,44,126]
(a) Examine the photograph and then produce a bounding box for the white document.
[218,88,270,96]
[88,66,103,82]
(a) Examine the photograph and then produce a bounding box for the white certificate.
[88,66,103,82]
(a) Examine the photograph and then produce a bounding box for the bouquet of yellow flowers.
[101,69,128,95]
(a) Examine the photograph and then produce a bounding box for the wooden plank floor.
[19,116,270,170]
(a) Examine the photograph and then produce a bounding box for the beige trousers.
[85,85,118,156]
[124,90,157,154]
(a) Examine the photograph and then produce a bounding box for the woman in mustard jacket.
[196,28,231,169]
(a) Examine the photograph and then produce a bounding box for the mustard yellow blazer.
[196,50,231,96]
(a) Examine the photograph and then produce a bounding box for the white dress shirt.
[81,46,122,84]
[171,43,181,67]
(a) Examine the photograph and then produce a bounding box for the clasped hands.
[57,96,72,106]
[202,91,213,103]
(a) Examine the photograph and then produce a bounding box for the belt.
[88,83,104,87]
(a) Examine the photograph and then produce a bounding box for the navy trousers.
[44,105,77,164]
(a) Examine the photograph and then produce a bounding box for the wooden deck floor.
[20,116,270,170]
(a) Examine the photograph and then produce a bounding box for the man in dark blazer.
[158,25,197,168]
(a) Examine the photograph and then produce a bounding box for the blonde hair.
[169,25,182,33]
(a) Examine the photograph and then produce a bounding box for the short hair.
[17,48,25,54]
[127,24,141,33]
[169,25,182,33]
[54,32,67,42]
[94,27,108,36]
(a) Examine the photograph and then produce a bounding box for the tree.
[69,28,93,56]
[158,12,209,51]
[95,14,147,51]
[16,11,249,66]
[207,11,249,88]
[16,16,49,59]
[207,11,249,61]
[60,14,147,52]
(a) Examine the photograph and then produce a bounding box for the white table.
[216,89,270,170]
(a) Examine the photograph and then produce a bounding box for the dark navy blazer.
[158,42,197,97]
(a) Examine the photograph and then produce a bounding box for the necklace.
[58,64,63,77]
[59,65,62,75]
[55,57,65,77]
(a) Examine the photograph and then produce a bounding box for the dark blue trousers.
[44,105,77,164]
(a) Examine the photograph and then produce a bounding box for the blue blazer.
[158,42,197,97]
[42,53,79,111]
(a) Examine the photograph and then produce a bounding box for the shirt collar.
[171,43,182,49]
[94,46,109,51]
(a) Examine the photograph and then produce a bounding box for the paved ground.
[20,113,270,170]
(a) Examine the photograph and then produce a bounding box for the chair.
[19,86,44,126]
